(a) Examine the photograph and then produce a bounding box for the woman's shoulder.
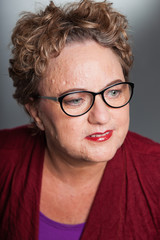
[126,131,160,156]
[123,131,160,188]
[0,124,45,186]
[0,124,38,150]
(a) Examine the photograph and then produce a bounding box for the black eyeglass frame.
[38,82,134,117]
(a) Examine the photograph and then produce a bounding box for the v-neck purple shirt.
[39,212,85,240]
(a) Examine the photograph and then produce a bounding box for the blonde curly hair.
[9,0,133,106]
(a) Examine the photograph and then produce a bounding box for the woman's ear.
[25,103,45,131]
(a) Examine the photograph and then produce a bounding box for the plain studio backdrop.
[0,0,160,142]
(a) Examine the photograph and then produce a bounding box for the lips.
[85,130,113,142]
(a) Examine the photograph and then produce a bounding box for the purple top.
[39,212,85,240]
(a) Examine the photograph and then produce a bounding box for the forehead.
[40,41,124,95]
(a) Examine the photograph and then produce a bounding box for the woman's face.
[37,41,130,164]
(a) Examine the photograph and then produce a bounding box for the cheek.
[56,118,86,143]
[109,106,129,152]
[115,105,130,132]
[38,102,59,137]
[40,103,84,144]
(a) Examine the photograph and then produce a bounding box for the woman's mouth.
[85,130,113,142]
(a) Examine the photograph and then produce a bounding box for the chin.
[81,148,118,164]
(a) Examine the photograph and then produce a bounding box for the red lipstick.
[85,130,113,142]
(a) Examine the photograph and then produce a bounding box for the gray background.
[0,0,160,142]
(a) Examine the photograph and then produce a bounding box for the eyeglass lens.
[62,92,93,116]
[103,82,131,107]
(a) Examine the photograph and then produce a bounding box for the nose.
[88,95,111,125]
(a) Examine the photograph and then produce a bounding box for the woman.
[0,0,160,239]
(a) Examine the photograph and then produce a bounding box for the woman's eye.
[108,90,121,98]
[64,98,84,106]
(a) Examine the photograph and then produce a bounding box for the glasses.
[38,82,134,117]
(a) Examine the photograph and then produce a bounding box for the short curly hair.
[9,0,133,106]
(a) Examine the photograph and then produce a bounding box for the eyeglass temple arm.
[38,96,58,102]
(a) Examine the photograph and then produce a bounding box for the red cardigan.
[0,125,160,240]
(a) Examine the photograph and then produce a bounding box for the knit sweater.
[0,125,160,240]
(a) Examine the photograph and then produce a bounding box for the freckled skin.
[36,41,130,165]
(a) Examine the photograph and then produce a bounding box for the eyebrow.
[58,79,123,96]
